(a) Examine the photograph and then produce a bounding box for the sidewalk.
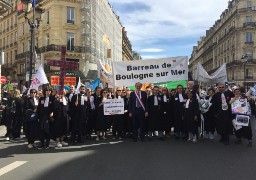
[0,125,6,137]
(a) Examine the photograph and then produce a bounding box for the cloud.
[109,0,229,59]
[140,48,165,53]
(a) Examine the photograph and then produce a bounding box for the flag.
[86,78,100,91]
[75,77,81,94]
[28,65,49,93]
[32,0,36,8]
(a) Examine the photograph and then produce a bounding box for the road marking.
[0,161,27,177]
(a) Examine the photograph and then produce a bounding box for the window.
[45,11,50,24]
[20,64,25,74]
[45,34,50,46]
[246,32,253,43]
[247,1,252,10]
[67,32,75,51]
[246,50,253,60]
[67,7,75,24]
[246,16,253,23]
[15,32,17,42]
[7,35,9,45]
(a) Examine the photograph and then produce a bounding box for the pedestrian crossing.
[0,161,27,177]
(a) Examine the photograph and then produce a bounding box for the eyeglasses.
[30,92,36,93]
[103,92,108,93]
[117,90,121,91]
[218,87,224,88]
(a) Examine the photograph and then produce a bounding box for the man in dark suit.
[129,82,148,142]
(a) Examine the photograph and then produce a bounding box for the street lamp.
[21,0,44,84]
[241,54,249,89]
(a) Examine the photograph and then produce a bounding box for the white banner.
[98,60,114,88]
[28,65,49,91]
[195,63,227,84]
[113,57,188,87]
[104,99,124,115]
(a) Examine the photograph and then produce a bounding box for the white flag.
[28,65,49,92]
[75,77,81,94]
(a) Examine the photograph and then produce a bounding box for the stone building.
[189,0,256,86]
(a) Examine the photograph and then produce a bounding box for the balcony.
[245,41,254,45]
[238,7,256,13]
[16,45,83,60]
[0,0,12,15]
[243,22,256,28]
[67,20,75,24]
[227,59,256,68]
[246,75,253,79]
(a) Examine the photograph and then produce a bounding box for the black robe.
[183,99,200,134]
[173,93,188,133]
[161,94,172,131]
[148,94,163,131]
[12,97,24,138]
[25,97,39,143]
[70,94,88,136]
[53,97,68,138]
[37,96,54,136]
[211,91,234,135]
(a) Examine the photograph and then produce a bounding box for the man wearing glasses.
[211,83,234,145]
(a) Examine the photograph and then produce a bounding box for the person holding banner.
[148,86,164,140]
[129,82,148,142]
[211,83,234,145]
[173,85,187,140]
[229,88,252,147]
[112,87,125,139]
[95,88,110,141]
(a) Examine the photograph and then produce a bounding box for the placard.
[231,98,251,115]
[104,99,124,115]
[235,115,250,127]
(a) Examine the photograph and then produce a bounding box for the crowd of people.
[0,81,254,149]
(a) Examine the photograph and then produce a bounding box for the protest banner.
[104,99,124,115]
[113,57,188,87]
[231,98,251,115]
[195,63,227,84]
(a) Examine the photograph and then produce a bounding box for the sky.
[108,0,230,60]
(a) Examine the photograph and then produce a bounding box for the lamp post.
[241,54,249,89]
[21,0,44,85]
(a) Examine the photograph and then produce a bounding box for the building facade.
[122,27,133,61]
[0,0,128,87]
[189,0,256,86]
[80,0,123,76]
[0,0,18,81]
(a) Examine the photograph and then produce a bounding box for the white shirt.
[163,95,167,102]
[154,95,158,106]
[44,97,49,107]
[179,93,184,102]
[34,97,38,106]
[63,97,67,106]
[81,94,84,105]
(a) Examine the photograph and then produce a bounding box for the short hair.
[135,82,142,86]
[177,84,183,89]
[208,88,215,93]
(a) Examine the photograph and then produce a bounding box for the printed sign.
[235,115,250,126]
[104,99,124,115]
[113,57,188,87]
[51,76,76,86]
[231,98,251,115]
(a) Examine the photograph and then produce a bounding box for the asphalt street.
[0,118,256,180]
